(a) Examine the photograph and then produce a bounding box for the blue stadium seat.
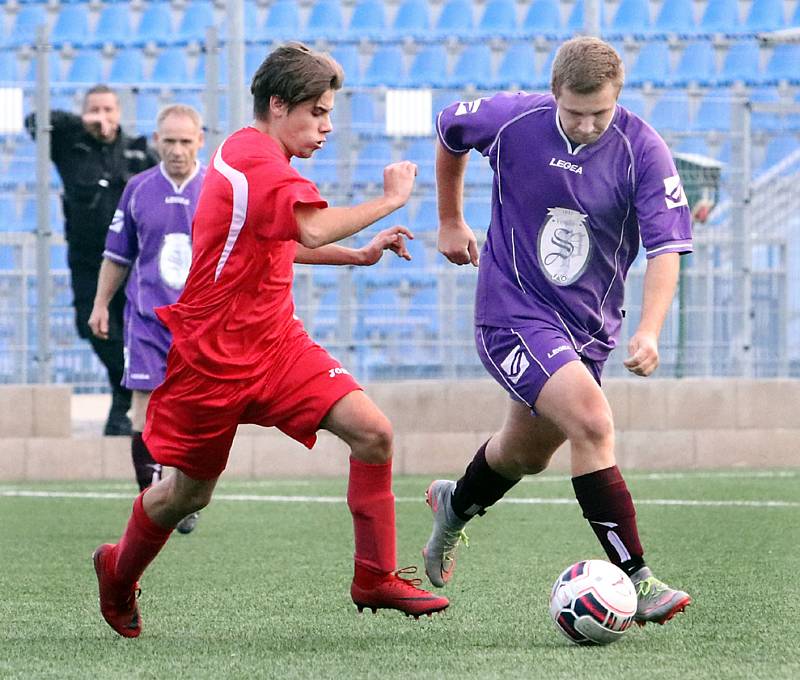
[647,90,691,132]
[363,46,405,87]
[764,44,800,85]
[353,139,393,186]
[606,0,651,39]
[65,50,104,85]
[672,41,717,87]
[537,45,559,89]
[476,0,518,39]
[347,0,386,41]
[693,91,733,131]
[261,0,301,39]
[390,0,431,41]
[331,45,361,87]
[0,51,21,83]
[464,149,492,186]
[717,40,761,86]
[463,197,490,229]
[348,91,380,136]
[21,196,62,232]
[404,138,435,185]
[93,4,133,47]
[434,0,475,40]
[412,198,438,231]
[193,50,229,85]
[7,4,47,48]
[246,45,268,79]
[567,0,606,33]
[135,92,161,135]
[8,142,37,185]
[177,0,216,43]
[0,196,17,232]
[699,0,742,35]
[109,49,145,84]
[135,2,175,46]
[618,91,647,118]
[21,50,63,83]
[150,48,190,86]
[305,0,345,40]
[676,135,713,157]
[521,0,564,40]
[745,0,786,33]
[749,88,782,132]
[495,41,537,89]
[310,138,341,186]
[627,42,671,87]
[51,4,90,47]
[407,45,449,88]
[653,0,696,36]
[449,44,494,89]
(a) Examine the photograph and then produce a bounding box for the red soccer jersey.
[156,127,327,380]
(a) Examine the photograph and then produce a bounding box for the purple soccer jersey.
[437,92,692,361]
[103,162,206,390]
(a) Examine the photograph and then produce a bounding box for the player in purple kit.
[89,104,206,534]
[423,37,692,625]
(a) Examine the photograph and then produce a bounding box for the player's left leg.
[94,471,218,637]
[321,391,449,618]
[535,362,691,625]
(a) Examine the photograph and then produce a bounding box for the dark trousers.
[70,264,131,413]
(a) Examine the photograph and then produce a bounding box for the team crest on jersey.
[159,232,192,290]
[537,207,592,287]
[455,99,484,116]
[664,175,688,209]
[500,344,530,384]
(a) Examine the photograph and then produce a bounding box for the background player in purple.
[423,37,692,626]
[89,104,206,534]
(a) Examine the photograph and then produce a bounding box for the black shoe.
[104,412,132,436]
[176,512,200,535]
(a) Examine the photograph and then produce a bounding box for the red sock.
[112,491,173,587]
[572,465,645,575]
[347,456,396,581]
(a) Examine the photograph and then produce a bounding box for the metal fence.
[1,83,800,390]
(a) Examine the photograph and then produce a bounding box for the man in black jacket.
[26,85,158,435]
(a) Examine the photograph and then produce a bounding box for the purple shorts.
[475,324,605,413]
[122,309,172,391]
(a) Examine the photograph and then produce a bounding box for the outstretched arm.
[623,252,680,377]
[294,226,413,266]
[88,258,130,340]
[436,141,479,267]
[295,162,416,248]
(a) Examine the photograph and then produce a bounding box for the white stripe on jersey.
[212,140,249,282]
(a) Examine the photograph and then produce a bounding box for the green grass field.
[1,470,798,679]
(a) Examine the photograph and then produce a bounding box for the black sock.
[451,440,520,521]
[131,431,162,492]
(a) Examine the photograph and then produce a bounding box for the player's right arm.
[89,258,129,340]
[436,140,479,267]
[294,161,416,248]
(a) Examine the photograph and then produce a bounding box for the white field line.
[0,489,797,509]
[519,470,798,483]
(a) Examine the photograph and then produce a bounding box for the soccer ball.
[549,560,637,646]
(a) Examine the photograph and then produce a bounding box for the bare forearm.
[638,253,680,336]
[294,243,364,265]
[295,196,399,249]
[94,258,130,306]
[436,141,467,225]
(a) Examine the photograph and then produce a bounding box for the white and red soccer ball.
[549,559,637,646]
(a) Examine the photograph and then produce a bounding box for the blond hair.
[156,103,203,131]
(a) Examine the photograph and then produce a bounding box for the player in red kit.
[92,42,449,638]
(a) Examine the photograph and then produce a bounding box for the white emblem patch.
[455,99,484,116]
[109,209,124,233]
[500,344,530,384]
[537,208,592,287]
[664,175,688,209]
[159,232,192,290]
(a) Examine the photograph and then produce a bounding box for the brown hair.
[550,37,625,97]
[82,84,118,109]
[250,42,344,120]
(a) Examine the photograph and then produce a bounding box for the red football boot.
[92,544,142,638]
[351,566,450,619]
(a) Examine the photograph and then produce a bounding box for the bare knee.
[568,409,614,448]
[350,416,393,465]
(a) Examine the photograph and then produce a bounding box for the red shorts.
[143,332,362,480]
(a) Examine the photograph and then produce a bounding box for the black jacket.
[25,110,158,269]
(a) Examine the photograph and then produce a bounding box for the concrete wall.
[1,379,798,481]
